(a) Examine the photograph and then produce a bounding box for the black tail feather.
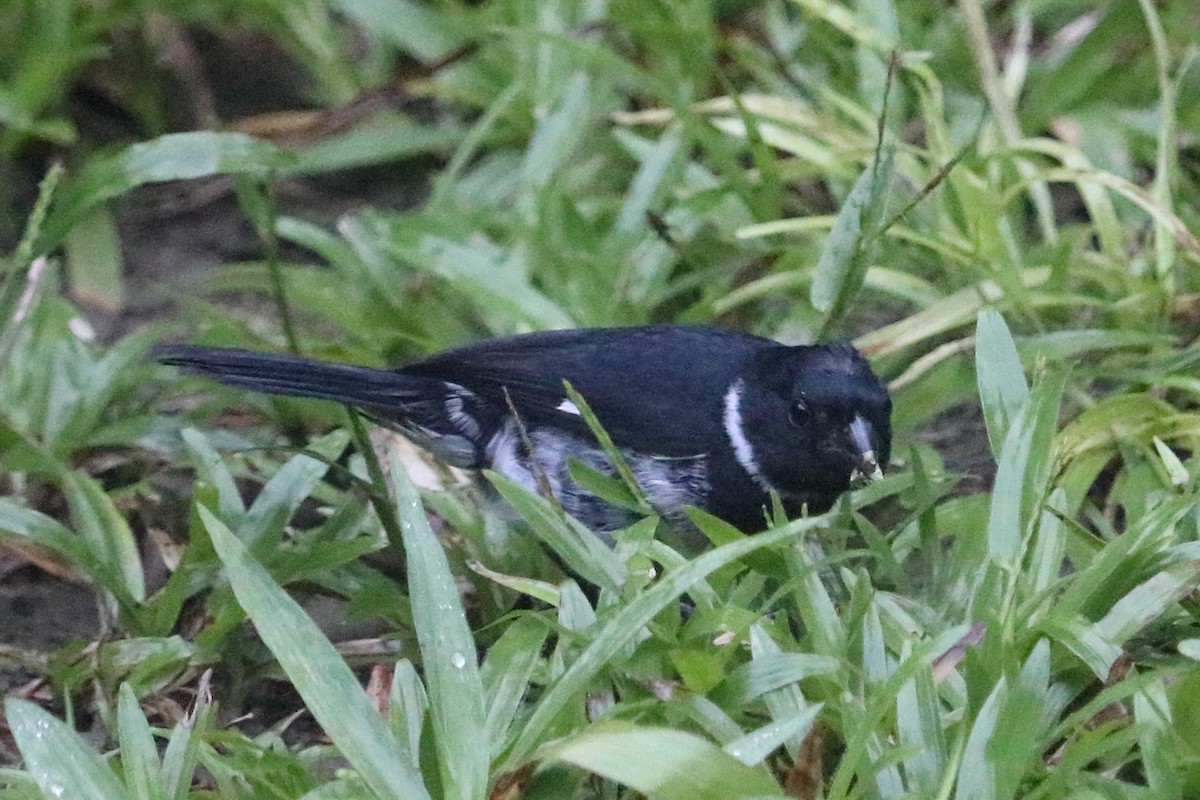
[154,344,434,412]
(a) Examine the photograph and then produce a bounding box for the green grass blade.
[557,580,596,631]
[953,642,1051,800]
[239,430,349,552]
[954,676,1004,800]
[781,541,846,656]
[811,145,895,319]
[1135,0,1179,288]
[5,698,132,800]
[1056,495,1197,621]
[562,380,651,512]
[1152,436,1190,486]
[1025,488,1067,596]
[389,452,489,800]
[180,428,245,523]
[711,652,838,709]
[0,417,61,475]
[542,722,786,800]
[468,560,562,605]
[1133,682,1179,796]
[0,768,41,798]
[520,72,591,193]
[745,625,819,758]
[1092,560,1200,646]
[975,308,1029,458]
[481,618,550,758]
[407,235,576,330]
[984,377,1059,565]
[389,659,429,771]
[854,269,1050,359]
[861,597,890,684]
[566,457,644,512]
[1,163,62,354]
[895,653,945,795]
[487,471,627,592]
[117,684,167,800]
[63,207,123,316]
[0,500,102,582]
[682,696,745,746]
[161,674,213,800]
[200,505,431,800]
[70,327,160,450]
[61,469,146,603]
[287,117,464,175]
[43,132,297,249]
[331,0,464,60]
[505,515,828,768]
[1037,616,1122,682]
[988,642,1051,799]
[724,705,822,767]
[615,124,682,233]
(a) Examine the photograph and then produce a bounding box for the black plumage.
[156,325,891,534]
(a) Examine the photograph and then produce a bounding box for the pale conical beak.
[848,414,883,483]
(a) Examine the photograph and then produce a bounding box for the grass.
[3,0,1200,797]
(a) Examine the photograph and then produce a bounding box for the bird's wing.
[403,325,773,456]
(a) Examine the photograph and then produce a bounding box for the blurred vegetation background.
[2,0,1200,798]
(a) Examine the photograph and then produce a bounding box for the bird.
[155,325,891,535]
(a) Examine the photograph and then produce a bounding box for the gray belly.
[486,421,711,534]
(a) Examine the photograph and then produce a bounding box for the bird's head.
[727,343,892,499]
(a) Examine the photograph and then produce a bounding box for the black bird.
[156,325,891,534]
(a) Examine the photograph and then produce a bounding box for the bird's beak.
[848,414,883,483]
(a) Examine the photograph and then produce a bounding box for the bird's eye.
[788,399,811,428]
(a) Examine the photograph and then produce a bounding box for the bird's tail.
[154,344,434,411]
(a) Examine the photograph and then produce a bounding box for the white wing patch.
[556,398,581,416]
[723,379,772,491]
